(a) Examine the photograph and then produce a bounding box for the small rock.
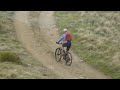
[27,64,32,66]
[51,25,56,28]
[80,60,84,62]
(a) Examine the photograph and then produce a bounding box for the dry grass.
[54,11,120,78]
[0,11,58,79]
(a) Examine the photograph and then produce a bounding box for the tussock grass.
[0,51,21,64]
[0,11,58,79]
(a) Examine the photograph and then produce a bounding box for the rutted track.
[14,11,111,79]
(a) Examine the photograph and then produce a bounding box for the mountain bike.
[55,43,72,66]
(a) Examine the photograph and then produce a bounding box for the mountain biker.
[56,28,72,55]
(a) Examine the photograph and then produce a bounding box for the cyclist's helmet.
[63,28,67,32]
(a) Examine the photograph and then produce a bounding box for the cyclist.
[56,28,72,56]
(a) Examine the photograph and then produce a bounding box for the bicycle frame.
[55,43,72,66]
[57,42,67,53]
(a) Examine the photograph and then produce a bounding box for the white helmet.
[63,28,67,32]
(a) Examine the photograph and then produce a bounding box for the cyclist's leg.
[66,41,71,52]
[61,46,65,56]
[62,42,67,56]
[67,45,71,52]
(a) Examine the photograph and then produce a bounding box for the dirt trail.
[14,11,111,79]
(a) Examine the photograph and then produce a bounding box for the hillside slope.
[55,11,120,78]
[0,11,58,79]
[14,11,110,79]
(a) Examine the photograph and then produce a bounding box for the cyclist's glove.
[56,42,59,44]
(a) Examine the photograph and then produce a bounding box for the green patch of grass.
[0,51,21,64]
[0,11,59,79]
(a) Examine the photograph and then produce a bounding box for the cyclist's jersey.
[57,31,72,43]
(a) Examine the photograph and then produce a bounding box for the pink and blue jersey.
[57,32,72,46]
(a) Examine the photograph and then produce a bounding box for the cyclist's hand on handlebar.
[56,42,59,44]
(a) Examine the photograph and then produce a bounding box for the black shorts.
[62,41,71,51]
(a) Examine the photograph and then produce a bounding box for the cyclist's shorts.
[62,40,71,47]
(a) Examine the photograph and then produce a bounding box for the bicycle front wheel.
[55,48,62,62]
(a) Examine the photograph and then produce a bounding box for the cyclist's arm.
[57,34,65,43]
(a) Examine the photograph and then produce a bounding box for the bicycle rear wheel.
[55,48,62,62]
[65,52,72,66]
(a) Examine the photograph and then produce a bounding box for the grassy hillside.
[0,11,58,79]
[54,11,120,79]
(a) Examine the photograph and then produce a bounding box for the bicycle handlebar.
[56,42,62,44]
